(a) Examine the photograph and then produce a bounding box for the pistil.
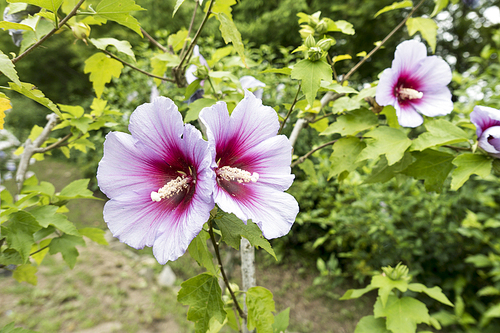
[398,87,423,100]
[217,166,259,183]
[151,176,190,202]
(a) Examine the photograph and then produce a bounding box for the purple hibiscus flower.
[199,91,299,239]
[470,105,500,158]
[376,40,453,127]
[97,97,215,264]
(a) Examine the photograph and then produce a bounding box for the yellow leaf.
[0,97,12,129]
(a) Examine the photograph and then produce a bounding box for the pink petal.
[478,126,500,157]
[376,68,398,106]
[392,40,427,74]
[412,56,452,91]
[471,105,500,138]
[413,87,453,117]
[395,103,424,128]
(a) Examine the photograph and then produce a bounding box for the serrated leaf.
[0,249,24,266]
[12,264,38,285]
[2,211,41,262]
[374,296,430,333]
[247,286,275,333]
[90,38,136,61]
[328,137,366,180]
[78,227,108,245]
[29,205,79,236]
[451,153,492,190]
[403,149,454,192]
[320,82,358,94]
[213,212,276,259]
[357,127,412,165]
[272,307,290,333]
[291,58,332,106]
[19,18,53,53]
[58,179,94,199]
[321,108,378,136]
[364,153,414,184]
[188,230,217,275]
[185,98,217,123]
[49,234,85,268]
[8,82,60,116]
[177,273,226,333]
[7,0,63,12]
[215,13,246,67]
[411,119,469,151]
[339,284,377,300]
[0,96,12,129]
[298,159,318,183]
[406,17,438,53]
[0,50,21,86]
[375,1,413,18]
[354,316,390,333]
[84,53,123,99]
[167,29,189,52]
[173,0,186,16]
[431,0,449,17]
[94,0,145,36]
[371,274,409,308]
[381,106,400,128]
[334,20,355,35]
[31,238,51,265]
[408,283,454,307]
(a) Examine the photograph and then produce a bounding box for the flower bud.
[304,35,316,48]
[194,65,209,79]
[71,22,91,40]
[316,19,328,34]
[307,47,323,61]
[308,16,319,28]
[317,39,333,52]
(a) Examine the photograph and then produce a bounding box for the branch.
[33,133,72,153]
[278,83,301,135]
[208,220,247,320]
[16,113,59,193]
[141,28,170,53]
[12,0,86,64]
[291,140,337,167]
[100,49,176,82]
[179,1,200,60]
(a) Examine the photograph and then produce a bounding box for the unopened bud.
[317,39,333,51]
[316,19,328,34]
[307,47,323,61]
[308,16,319,28]
[194,65,209,79]
[71,22,91,40]
[305,35,316,48]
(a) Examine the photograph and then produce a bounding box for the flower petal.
[214,182,299,239]
[412,56,452,90]
[376,68,398,106]
[395,103,424,128]
[413,87,453,117]
[471,105,500,138]
[392,40,427,74]
[478,126,500,157]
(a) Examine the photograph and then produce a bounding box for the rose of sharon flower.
[97,97,215,264]
[199,91,299,239]
[470,105,500,158]
[376,40,453,127]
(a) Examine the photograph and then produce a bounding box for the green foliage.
[246,286,276,333]
[0,50,21,86]
[84,53,124,99]
[0,322,37,333]
[291,58,332,106]
[93,0,145,36]
[374,1,413,18]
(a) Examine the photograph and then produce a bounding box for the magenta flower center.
[151,172,195,202]
[394,74,423,105]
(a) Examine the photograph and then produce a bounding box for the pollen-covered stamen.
[151,176,190,202]
[217,166,259,184]
[398,87,423,100]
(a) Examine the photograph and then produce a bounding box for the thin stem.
[207,76,220,100]
[33,133,72,153]
[208,220,247,320]
[443,145,472,152]
[141,28,170,53]
[278,83,302,135]
[12,0,86,64]
[291,140,337,167]
[100,49,175,82]
[179,1,200,60]
[341,0,426,84]
[30,245,50,256]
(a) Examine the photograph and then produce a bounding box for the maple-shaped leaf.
[7,0,63,13]
[451,153,492,190]
[291,58,332,106]
[356,127,412,166]
[94,0,145,36]
[84,53,123,99]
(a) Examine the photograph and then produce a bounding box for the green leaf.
[246,286,275,333]
[364,153,414,184]
[357,127,412,166]
[483,303,500,319]
[298,159,318,183]
[31,238,51,265]
[0,322,37,333]
[19,19,53,53]
[451,154,492,190]
[69,117,92,133]
[90,38,136,61]
[408,283,454,307]
[375,1,413,18]
[321,82,358,94]
[0,21,33,30]
[1,211,41,262]
[49,234,85,269]
[58,179,94,199]
[29,205,79,236]
[291,58,332,106]
[177,273,226,333]
[328,137,366,180]
[188,230,218,275]
[321,108,378,136]
[215,12,246,67]
[185,98,217,123]
[167,29,189,52]
[380,105,400,128]
[339,284,377,300]
[260,68,292,75]
[173,0,186,16]
[272,307,290,333]
[374,296,430,333]
[12,264,37,285]
[354,316,390,333]
[309,118,329,133]
[94,0,145,36]
[0,249,24,266]
[406,17,438,53]
[431,0,449,17]
[333,20,355,35]
[371,274,409,308]
[78,228,108,245]
[213,212,277,260]
[8,82,60,116]
[411,119,469,151]
[0,51,21,87]
[84,53,123,99]
[403,149,454,192]
[7,0,63,13]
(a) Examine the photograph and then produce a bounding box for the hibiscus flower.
[470,105,500,158]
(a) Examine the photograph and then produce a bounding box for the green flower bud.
[307,47,323,61]
[305,35,316,48]
[308,16,319,28]
[71,22,91,40]
[194,65,209,79]
[317,39,333,52]
[382,263,411,281]
[316,19,328,34]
